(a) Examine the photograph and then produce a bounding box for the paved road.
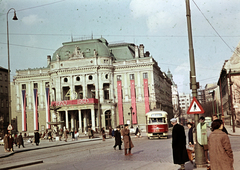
[0,136,183,170]
[0,126,239,170]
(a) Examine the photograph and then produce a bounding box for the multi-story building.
[166,69,180,118]
[218,41,240,125]
[11,38,173,135]
[179,93,192,123]
[197,86,205,104]
[0,66,9,138]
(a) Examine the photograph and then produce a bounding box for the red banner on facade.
[130,80,137,124]
[144,79,150,114]
[117,81,124,125]
[51,98,98,106]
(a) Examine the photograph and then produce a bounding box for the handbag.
[187,149,193,161]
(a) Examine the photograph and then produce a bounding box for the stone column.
[78,110,82,132]
[65,110,69,130]
[82,74,87,98]
[16,83,20,110]
[96,109,99,128]
[56,76,61,101]
[99,73,104,102]
[71,112,75,131]
[109,72,114,102]
[137,72,142,101]
[101,111,105,128]
[59,112,63,130]
[91,108,95,130]
[83,111,87,133]
[124,73,129,101]
[28,82,32,109]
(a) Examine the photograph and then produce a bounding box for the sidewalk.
[0,133,102,159]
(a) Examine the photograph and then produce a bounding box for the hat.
[170,118,177,122]
[124,124,129,127]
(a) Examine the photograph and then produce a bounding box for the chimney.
[135,45,139,58]
[139,44,144,58]
[47,55,51,65]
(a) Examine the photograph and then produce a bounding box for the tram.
[146,110,168,139]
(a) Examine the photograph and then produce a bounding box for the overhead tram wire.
[192,0,240,57]
[0,42,55,51]
[0,33,240,38]
[0,0,66,17]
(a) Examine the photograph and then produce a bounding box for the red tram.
[146,110,168,139]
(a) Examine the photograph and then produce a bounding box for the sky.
[0,0,240,94]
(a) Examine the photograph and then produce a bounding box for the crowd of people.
[171,115,233,170]
[3,115,234,170]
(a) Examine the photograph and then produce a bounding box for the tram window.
[149,118,166,123]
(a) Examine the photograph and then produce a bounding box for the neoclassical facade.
[11,38,173,134]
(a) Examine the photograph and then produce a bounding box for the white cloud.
[129,0,185,34]
[22,15,44,25]
[174,62,189,73]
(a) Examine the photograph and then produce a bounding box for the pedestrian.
[187,122,194,146]
[187,122,194,163]
[48,130,53,142]
[14,134,18,146]
[109,127,112,138]
[3,134,9,152]
[121,124,134,156]
[208,119,233,170]
[8,134,14,152]
[71,129,75,141]
[34,131,40,146]
[101,127,106,141]
[59,128,63,141]
[88,127,92,139]
[212,114,228,134]
[135,126,141,138]
[17,132,25,148]
[91,128,94,138]
[199,116,210,164]
[75,131,79,140]
[64,128,68,142]
[171,118,189,170]
[111,128,115,137]
[113,126,122,150]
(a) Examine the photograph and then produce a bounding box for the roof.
[52,38,111,62]
[109,43,135,60]
[0,66,8,72]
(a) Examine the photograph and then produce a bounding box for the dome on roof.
[51,38,110,62]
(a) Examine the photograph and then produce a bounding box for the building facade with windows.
[0,66,9,138]
[179,93,192,124]
[11,38,173,134]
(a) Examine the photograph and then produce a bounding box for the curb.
[0,160,43,170]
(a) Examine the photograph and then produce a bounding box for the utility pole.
[185,0,205,167]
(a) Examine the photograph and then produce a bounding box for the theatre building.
[11,37,173,134]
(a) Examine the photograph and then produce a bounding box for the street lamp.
[128,106,134,128]
[7,8,18,124]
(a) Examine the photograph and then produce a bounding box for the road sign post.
[186,0,206,167]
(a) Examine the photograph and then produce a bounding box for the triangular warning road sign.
[187,97,204,114]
